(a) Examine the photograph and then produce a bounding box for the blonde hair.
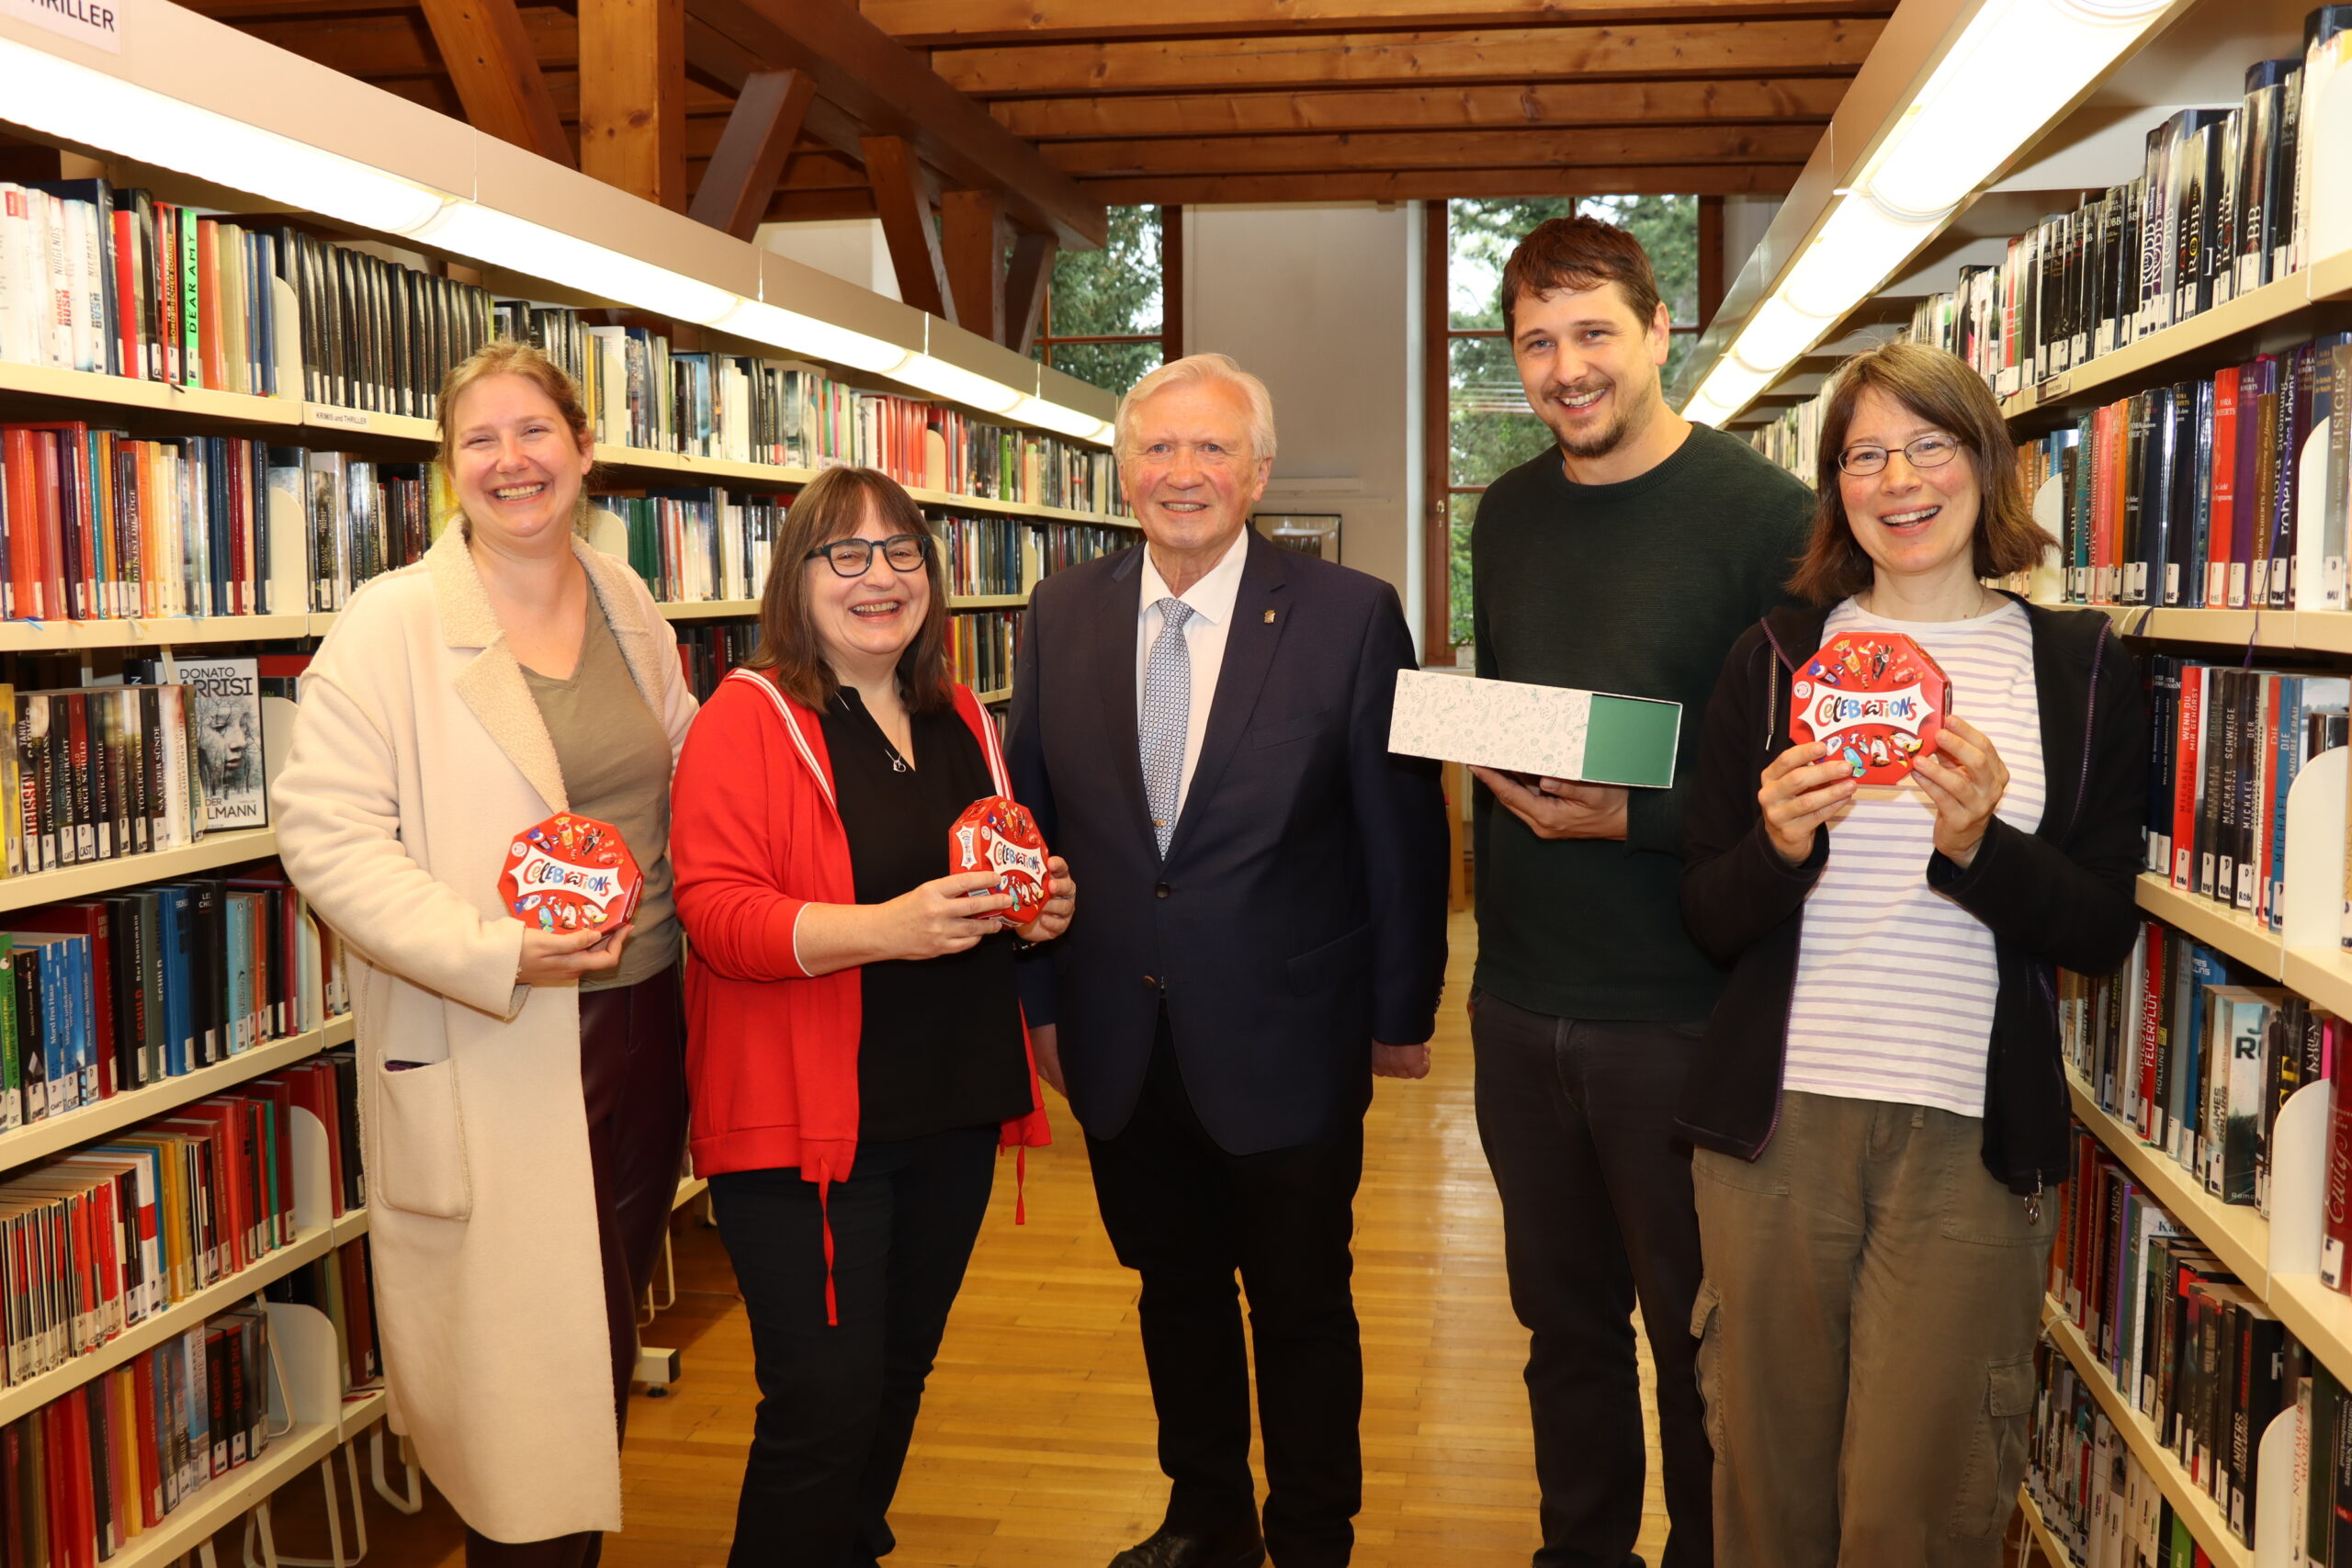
[1116,353,1278,465]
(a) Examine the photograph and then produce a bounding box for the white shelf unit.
[0,829,280,916]
[2020,1483,2075,1566]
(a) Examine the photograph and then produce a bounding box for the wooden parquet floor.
[253,911,1673,1568]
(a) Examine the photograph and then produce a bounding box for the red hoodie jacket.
[671,667,1051,1222]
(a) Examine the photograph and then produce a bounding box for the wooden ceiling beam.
[687,67,815,238]
[1044,123,1823,177]
[680,15,875,162]
[940,189,1008,344]
[863,0,1894,45]
[414,0,575,163]
[580,0,688,208]
[685,0,1107,247]
[863,135,956,321]
[991,78,1848,140]
[242,8,572,78]
[1003,231,1057,357]
[932,19,1883,96]
[1077,164,1803,203]
[764,188,883,221]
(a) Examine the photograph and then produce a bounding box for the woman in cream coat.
[273,342,696,1567]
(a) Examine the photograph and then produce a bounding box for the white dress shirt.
[1135,529,1249,820]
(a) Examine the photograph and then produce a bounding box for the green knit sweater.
[1470,422,1815,1021]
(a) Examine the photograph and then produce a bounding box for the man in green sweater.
[1467,217,1812,1567]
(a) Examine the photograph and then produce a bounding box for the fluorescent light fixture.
[1692,357,1777,414]
[404,200,736,325]
[1682,393,1729,426]
[893,353,1026,415]
[1781,195,1940,321]
[1862,0,2173,220]
[2,34,1120,441]
[717,299,910,376]
[0,36,452,236]
[1730,296,1835,375]
[1011,395,1114,444]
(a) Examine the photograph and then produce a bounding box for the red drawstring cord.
[1014,1145,1028,1225]
[817,1172,839,1326]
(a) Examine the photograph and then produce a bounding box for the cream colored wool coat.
[271,524,696,1541]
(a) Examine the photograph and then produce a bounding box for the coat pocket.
[1285,922,1372,995]
[371,1055,475,1220]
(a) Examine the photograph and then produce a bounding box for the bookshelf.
[0,828,279,916]
[0,1011,352,1171]
[2067,1070,2272,1291]
[0,1219,339,1427]
[2042,1301,2255,1568]
[2020,1483,2072,1566]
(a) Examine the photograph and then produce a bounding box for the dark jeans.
[465,964,689,1568]
[1086,1021,1365,1568]
[711,1124,1000,1568]
[1469,989,1712,1568]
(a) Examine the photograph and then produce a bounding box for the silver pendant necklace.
[841,692,911,773]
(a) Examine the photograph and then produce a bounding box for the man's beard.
[1549,371,1655,460]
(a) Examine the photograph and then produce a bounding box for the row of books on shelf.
[0,184,285,401]
[2030,1339,2233,1565]
[601,491,786,611]
[2,1302,281,1568]
[0,660,274,882]
[0,424,447,621]
[2142,659,2346,931]
[673,622,755,705]
[1905,6,2348,399]
[0,177,1125,513]
[2061,916,2336,1214]
[0,860,351,1133]
[950,611,1021,697]
[939,516,1126,598]
[2050,1127,2294,1548]
[0,1056,363,1393]
[2016,336,2352,613]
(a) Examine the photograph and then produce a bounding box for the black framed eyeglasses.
[805,534,933,577]
[1838,434,1963,477]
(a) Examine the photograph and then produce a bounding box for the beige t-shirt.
[520,592,680,989]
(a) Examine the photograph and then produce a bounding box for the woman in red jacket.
[670,465,1072,1568]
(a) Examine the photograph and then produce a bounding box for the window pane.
[1449,195,1702,331]
[1448,197,1580,331]
[1048,205,1163,340]
[1048,338,1164,395]
[1450,490,1481,648]
[1665,330,1697,393]
[1450,335,1553,490]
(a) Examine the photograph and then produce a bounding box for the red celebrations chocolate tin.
[500,813,645,932]
[950,795,1051,925]
[1790,632,1951,785]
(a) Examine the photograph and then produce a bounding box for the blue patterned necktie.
[1140,597,1195,857]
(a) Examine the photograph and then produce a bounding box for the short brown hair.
[744,467,954,715]
[1790,341,2045,605]
[1500,217,1665,339]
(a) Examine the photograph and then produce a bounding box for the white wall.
[755,219,901,301]
[1181,204,1420,640]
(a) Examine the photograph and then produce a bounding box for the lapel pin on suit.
[1263,609,1277,623]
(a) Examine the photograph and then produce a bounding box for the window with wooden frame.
[1420,196,1720,656]
[1033,204,1184,395]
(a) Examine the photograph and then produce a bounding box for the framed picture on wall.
[1253,513,1341,562]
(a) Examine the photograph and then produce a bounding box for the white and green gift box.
[1387,670,1682,788]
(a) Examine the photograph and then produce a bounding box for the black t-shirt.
[819,689,1032,1143]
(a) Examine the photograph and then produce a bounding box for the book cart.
[1682,0,2352,1551]
[0,0,1135,1554]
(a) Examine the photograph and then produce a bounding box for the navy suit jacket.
[1007,529,1450,1156]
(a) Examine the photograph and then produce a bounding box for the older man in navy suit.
[1008,354,1449,1568]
